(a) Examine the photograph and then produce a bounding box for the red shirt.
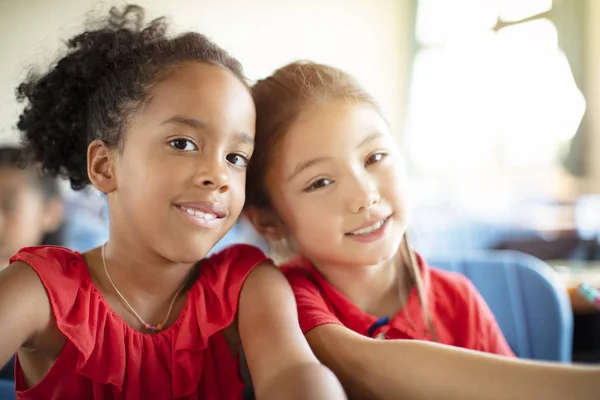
[9,244,266,400]
[281,253,515,357]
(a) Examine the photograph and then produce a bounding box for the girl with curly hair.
[0,5,344,400]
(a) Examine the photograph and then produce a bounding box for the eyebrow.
[286,157,330,182]
[286,132,385,182]
[231,131,255,146]
[162,116,254,145]
[359,132,384,147]
[163,116,206,129]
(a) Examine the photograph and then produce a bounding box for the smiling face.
[264,100,411,268]
[102,61,255,263]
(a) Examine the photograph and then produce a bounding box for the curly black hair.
[16,4,246,190]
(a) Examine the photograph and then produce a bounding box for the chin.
[353,242,400,266]
[323,246,393,268]
[161,238,216,264]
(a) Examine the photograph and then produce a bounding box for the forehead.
[132,61,255,133]
[279,100,390,161]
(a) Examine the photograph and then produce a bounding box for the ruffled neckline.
[18,248,218,398]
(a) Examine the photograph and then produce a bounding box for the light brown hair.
[246,61,437,339]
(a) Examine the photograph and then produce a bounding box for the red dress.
[282,253,515,357]
[9,244,266,399]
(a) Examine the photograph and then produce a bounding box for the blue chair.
[0,357,13,381]
[0,379,14,400]
[429,250,573,362]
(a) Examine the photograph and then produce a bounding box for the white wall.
[0,0,411,145]
[585,0,600,192]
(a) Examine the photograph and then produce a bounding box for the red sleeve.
[461,279,516,358]
[199,244,268,325]
[281,267,342,334]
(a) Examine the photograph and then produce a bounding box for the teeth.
[182,207,217,220]
[352,219,385,235]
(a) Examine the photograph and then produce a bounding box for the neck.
[110,243,192,293]
[92,226,197,310]
[313,252,411,317]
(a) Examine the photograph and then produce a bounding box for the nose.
[347,174,380,214]
[194,154,230,193]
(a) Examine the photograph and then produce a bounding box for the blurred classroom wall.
[0,0,413,145]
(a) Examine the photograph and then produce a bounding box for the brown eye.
[226,153,249,168]
[169,139,196,151]
[365,152,387,166]
[305,178,334,192]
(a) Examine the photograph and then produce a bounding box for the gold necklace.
[101,243,186,332]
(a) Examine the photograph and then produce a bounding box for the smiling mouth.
[176,205,226,229]
[179,206,219,221]
[346,216,391,236]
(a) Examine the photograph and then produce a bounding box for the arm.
[0,262,53,368]
[307,324,599,400]
[238,262,346,400]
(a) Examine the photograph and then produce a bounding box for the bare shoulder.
[245,260,280,279]
[0,261,51,308]
[0,261,56,351]
[240,260,293,310]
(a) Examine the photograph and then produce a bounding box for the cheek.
[121,154,179,199]
[120,143,169,182]
[381,165,412,216]
[285,197,337,240]
[270,189,311,235]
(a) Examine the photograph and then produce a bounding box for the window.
[405,0,585,174]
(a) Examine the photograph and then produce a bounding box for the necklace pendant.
[102,243,183,336]
[144,323,160,332]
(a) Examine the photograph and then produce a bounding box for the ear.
[41,197,64,233]
[87,139,117,194]
[244,206,287,241]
